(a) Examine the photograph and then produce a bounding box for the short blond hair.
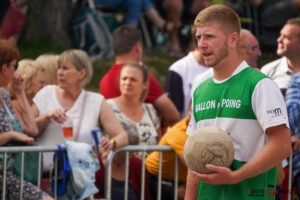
[8,59,45,98]
[58,49,93,87]
[194,4,241,35]
[35,54,59,85]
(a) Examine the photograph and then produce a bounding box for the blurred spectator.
[93,0,175,33]
[286,72,300,199]
[0,0,10,25]
[8,59,46,130]
[165,26,208,118]
[99,24,180,127]
[261,17,300,96]
[238,29,262,69]
[162,0,211,57]
[32,49,129,172]
[0,39,53,200]
[146,116,190,200]
[94,120,150,200]
[35,54,59,85]
[107,61,161,146]
[259,0,297,50]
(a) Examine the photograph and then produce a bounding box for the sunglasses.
[7,62,18,70]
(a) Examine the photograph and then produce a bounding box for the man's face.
[196,23,229,68]
[277,24,300,58]
[246,34,261,67]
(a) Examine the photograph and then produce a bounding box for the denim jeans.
[93,0,153,24]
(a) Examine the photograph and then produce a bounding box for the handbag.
[0,94,41,184]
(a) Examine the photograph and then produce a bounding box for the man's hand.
[191,164,238,185]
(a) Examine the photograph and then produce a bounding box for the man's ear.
[229,32,239,49]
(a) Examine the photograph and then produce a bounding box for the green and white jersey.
[187,61,289,200]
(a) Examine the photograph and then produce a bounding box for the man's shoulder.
[168,54,190,72]
[261,57,284,74]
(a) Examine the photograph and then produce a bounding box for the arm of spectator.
[12,73,38,136]
[32,103,66,133]
[153,94,180,127]
[99,100,129,148]
[178,154,188,168]
[0,131,34,146]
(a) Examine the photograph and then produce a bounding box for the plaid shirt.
[286,72,300,176]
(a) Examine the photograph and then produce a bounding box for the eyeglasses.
[7,62,18,70]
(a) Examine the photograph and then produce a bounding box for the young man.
[185,5,291,200]
[99,24,180,127]
[261,17,300,96]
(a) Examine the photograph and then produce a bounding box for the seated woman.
[107,61,161,146]
[0,39,53,200]
[32,49,129,171]
[94,120,150,200]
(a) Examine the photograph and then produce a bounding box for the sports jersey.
[187,61,289,200]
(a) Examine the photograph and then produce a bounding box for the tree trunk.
[20,0,73,49]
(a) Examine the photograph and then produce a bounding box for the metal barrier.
[0,145,177,200]
[102,145,178,200]
[0,146,59,200]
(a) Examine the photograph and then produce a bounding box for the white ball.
[184,126,234,174]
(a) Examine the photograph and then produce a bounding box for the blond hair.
[194,4,241,35]
[35,54,59,85]
[8,59,45,98]
[58,49,93,87]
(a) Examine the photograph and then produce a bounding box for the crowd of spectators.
[1,0,300,200]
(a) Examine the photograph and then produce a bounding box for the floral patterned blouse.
[107,99,160,146]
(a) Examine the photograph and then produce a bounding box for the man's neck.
[115,54,138,65]
[286,57,300,73]
[213,55,242,81]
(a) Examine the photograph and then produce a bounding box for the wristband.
[110,138,117,150]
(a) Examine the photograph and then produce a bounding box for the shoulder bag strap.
[74,91,88,141]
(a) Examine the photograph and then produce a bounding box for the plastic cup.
[62,120,73,138]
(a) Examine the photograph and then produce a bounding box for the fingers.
[49,109,66,123]
[100,137,112,152]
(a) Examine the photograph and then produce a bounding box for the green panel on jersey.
[197,160,277,200]
[193,67,269,122]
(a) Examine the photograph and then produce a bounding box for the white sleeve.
[252,78,289,132]
[186,97,196,136]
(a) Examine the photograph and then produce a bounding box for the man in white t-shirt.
[261,17,300,96]
[165,46,208,118]
[185,5,291,200]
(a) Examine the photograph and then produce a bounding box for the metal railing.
[0,145,178,200]
[103,145,177,200]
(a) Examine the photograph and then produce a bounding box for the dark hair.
[194,4,241,35]
[0,40,19,67]
[113,24,142,55]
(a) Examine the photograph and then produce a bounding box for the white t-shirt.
[33,85,104,169]
[166,52,209,118]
